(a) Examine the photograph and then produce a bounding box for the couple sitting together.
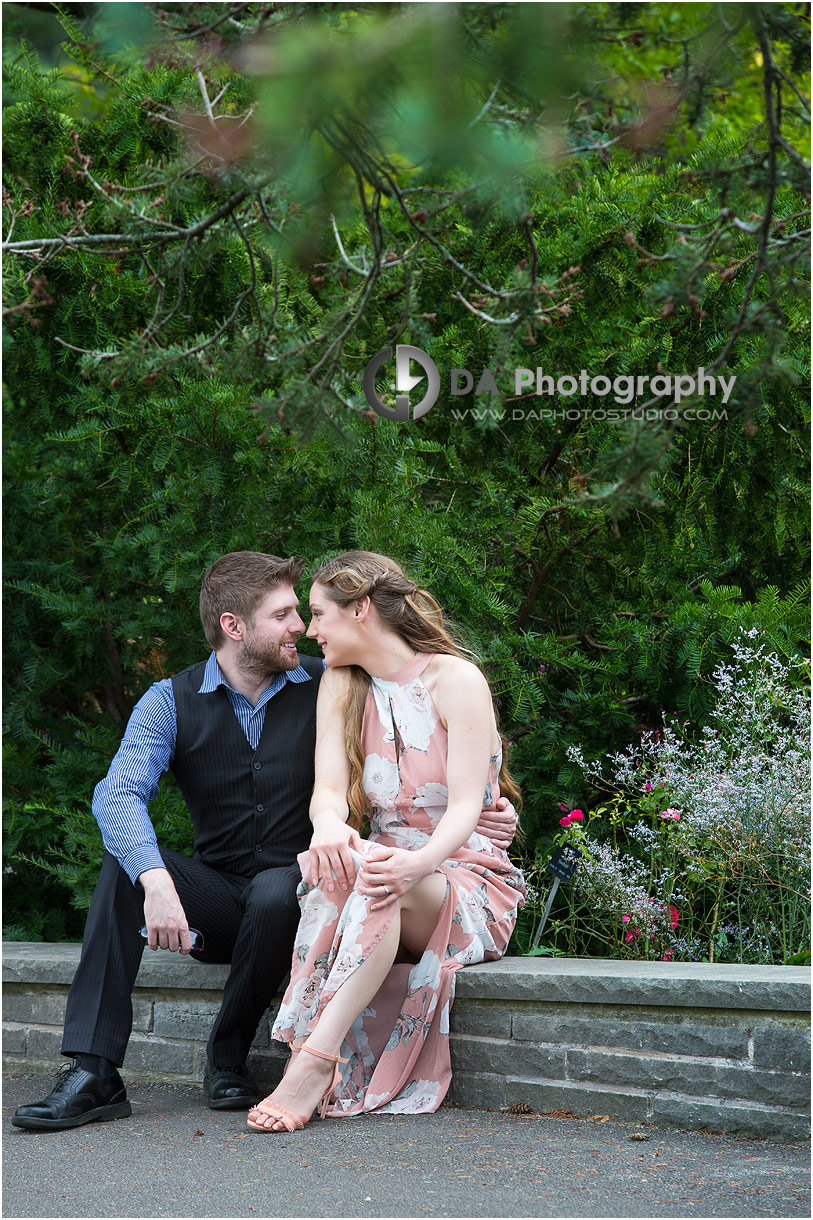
[13,550,526,1135]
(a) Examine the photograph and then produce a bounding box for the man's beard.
[238,635,299,681]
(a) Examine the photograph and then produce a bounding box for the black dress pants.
[61,849,302,1069]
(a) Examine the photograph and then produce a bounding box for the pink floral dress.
[271,653,525,1115]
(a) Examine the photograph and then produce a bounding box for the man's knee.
[245,864,301,923]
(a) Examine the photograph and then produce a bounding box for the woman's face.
[306,581,362,667]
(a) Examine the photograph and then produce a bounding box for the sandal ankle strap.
[300,1043,348,1066]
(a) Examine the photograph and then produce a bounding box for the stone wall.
[3,944,809,1140]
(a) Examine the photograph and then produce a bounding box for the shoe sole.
[204,1094,261,1110]
[11,1101,132,1130]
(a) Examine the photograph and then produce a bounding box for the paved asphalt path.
[3,1074,810,1220]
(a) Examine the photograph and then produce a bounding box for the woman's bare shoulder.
[426,653,490,697]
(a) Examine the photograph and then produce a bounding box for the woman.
[247,552,525,1131]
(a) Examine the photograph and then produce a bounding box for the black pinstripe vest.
[170,655,322,877]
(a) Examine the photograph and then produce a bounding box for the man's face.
[238,584,306,675]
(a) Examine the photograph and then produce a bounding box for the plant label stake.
[532,844,583,949]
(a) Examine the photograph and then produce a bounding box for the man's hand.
[139,867,192,954]
[308,813,364,892]
[475,796,518,849]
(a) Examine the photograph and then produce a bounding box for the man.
[13,551,516,1130]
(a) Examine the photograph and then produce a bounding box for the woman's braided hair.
[310,551,522,830]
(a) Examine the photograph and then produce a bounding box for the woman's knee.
[399,873,448,957]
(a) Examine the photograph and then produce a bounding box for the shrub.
[518,630,811,964]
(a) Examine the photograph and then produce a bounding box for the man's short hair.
[200,552,306,648]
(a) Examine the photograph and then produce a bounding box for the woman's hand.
[308,812,364,892]
[357,846,432,912]
[475,796,517,849]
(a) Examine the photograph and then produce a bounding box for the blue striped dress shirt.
[92,652,318,885]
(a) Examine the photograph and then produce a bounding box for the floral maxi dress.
[271,652,526,1115]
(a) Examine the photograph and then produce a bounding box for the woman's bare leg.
[248,872,448,1129]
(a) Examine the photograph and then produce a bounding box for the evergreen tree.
[3,2,809,939]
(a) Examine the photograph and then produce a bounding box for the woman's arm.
[359,658,494,908]
[308,667,364,891]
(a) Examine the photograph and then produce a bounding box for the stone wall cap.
[2,943,809,1010]
[454,956,810,1010]
[1,942,230,990]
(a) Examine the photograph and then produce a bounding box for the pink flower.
[660,811,670,820]
[669,904,679,928]
[644,782,652,792]
[622,914,631,923]
[559,815,572,827]
[558,801,569,812]
[569,809,584,820]
[671,810,680,821]
[662,950,674,961]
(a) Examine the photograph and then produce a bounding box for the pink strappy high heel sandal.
[247,1043,347,1132]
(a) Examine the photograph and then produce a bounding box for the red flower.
[559,815,572,827]
[569,809,584,820]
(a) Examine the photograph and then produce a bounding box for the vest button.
[255,844,263,853]
[256,804,264,812]
[253,762,262,770]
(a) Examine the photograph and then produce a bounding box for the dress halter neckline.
[372,652,433,686]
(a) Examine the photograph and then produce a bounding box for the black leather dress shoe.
[203,1061,260,1110]
[11,1061,132,1130]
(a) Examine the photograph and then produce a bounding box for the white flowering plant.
[515,631,810,964]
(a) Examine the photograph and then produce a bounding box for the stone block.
[123,1035,194,1077]
[2,1025,27,1056]
[250,1015,270,1048]
[445,1070,506,1111]
[454,956,810,1013]
[133,955,231,991]
[449,1001,510,1039]
[752,1026,811,1073]
[450,1036,567,1080]
[512,1013,750,1061]
[503,1076,650,1123]
[152,1000,222,1042]
[25,1027,64,1063]
[2,990,67,1027]
[651,1094,812,1141]
[2,944,82,986]
[246,1049,287,1092]
[567,1048,811,1110]
[131,999,154,1033]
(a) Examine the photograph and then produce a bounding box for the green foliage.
[3,3,809,944]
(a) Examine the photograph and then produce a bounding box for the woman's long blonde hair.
[310,551,522,830]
